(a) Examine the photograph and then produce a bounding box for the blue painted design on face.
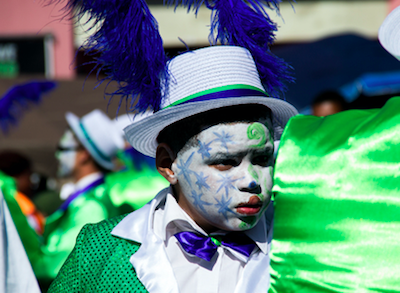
[214,193,235,220]
[213,130,234,151]
[191,190,212,214]
[176,151,195,183]
[194,172,210,190]
[197,140,212,159]
[216,174,243,197]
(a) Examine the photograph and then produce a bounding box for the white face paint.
[171,122,274,231]
[56,130,79,178]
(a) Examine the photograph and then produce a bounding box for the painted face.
[56,130,79,178]
[171,122,274,232]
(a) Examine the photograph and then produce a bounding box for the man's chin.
[211,217,259,232]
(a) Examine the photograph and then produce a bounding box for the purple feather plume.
[0,81,57,134]
[45,0,167,112]
[167,0,294,98]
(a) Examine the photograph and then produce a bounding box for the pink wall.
[0,0,75,79]
[389,0,400,12]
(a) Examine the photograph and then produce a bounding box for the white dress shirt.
[153,193,269,293]
[111,187,273,293]
[59,172,103,200]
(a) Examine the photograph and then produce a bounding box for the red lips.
[236,196,262,215]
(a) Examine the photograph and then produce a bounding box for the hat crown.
[160,46,266,109]
[67,109,124,170]
[123,46,298,158]
[379,6,400,61]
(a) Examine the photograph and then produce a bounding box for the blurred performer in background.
[311,90,347,116]
[34,109,123,289]
[0,178,40,293]
[0,171,42,284]
[0,151,45,234]
[106,113,168,214]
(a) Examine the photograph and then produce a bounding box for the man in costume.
[48,46,297,293]
[311,90,347,116]
[34,109,123,288]
[45,0,296,291]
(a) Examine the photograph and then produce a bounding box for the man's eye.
[209,159,239,171]
[252,155,271,167]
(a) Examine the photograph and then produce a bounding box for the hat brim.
[124,96,298,158]
[66,112,115,170]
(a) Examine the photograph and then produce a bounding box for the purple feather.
[45,0,167,112]
[167,0,294,98]
[0,81,57,134]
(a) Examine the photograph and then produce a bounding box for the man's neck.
[73,164,102,183]
[74,172,103,190]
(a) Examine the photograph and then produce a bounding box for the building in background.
[0,0,398,177]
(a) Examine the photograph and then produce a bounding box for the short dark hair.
[0,151,31,177]
[312,90,347,110]
[157,104,273,155]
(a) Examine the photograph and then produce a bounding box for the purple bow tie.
[174,231,256,261]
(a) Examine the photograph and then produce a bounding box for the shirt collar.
[75,172,103,190]
[161,193,209,241]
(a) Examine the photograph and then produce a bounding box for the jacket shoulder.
[49,214,148,293]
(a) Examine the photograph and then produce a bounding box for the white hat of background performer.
[379,6,400,61]
[66,109,124,170]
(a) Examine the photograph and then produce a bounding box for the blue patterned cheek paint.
[171,122,274,232]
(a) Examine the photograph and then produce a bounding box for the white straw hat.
[66,109,124,170]
[379,6,400,61]
[124,46,298,158]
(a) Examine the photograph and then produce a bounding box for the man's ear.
[156,143,177,185]
[76,148,91,166]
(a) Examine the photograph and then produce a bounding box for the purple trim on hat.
[177,88,268,106]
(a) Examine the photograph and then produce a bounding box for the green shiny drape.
[270,97,400,292]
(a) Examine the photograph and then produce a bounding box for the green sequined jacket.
[48,215,148,293]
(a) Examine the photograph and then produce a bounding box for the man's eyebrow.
[204,152,247,163]
[250,146,274,156]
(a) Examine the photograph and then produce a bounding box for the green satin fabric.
[106,167,168,213]
[270,97,400,292]
[106,151,168,213]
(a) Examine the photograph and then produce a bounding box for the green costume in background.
[106,148,168,214]
[34,180,119,283]
[0,172,41,262]
[270,97,400,292]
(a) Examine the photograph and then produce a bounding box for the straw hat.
[66,109,124,170]
[124,46,298,158]
[379,6,400,61]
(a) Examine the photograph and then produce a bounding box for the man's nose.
[237,168,261,194]
[239,181,262,194]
